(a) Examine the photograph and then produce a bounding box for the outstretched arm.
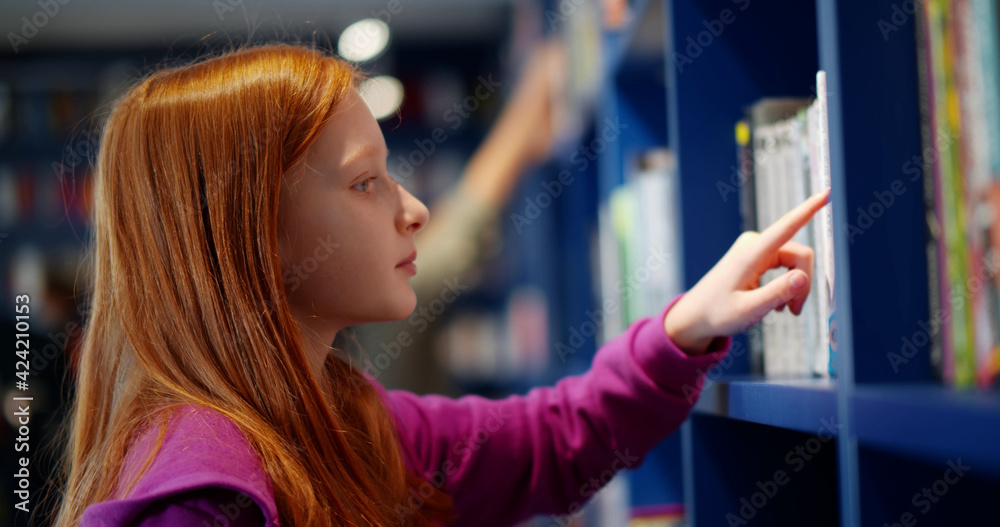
[371,293,730,527]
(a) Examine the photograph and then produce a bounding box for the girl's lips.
[397,262,417,275]
[396,250,417,267]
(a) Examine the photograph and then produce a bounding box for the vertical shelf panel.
[665,0,818,290]
[819,0,930,386]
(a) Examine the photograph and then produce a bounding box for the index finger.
[751,186,831,260]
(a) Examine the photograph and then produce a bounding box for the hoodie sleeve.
[373,292,731,527]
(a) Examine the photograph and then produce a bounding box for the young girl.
[53,43,830,527]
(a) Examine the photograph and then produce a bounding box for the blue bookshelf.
[694,377,837,434]
[554,0,1000,524]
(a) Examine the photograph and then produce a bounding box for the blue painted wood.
[564,0,1000,524]
[857,446,1000,524]
[688,414,840,526]
[693,377,838,434]
[815,0,861,523]
[665,0,818,291]
[628,432,686,509]
[821,0,930,387]
[852,385,1000,476]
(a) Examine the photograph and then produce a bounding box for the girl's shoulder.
[80,404,279,526]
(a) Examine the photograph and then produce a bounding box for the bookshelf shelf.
[693,377,838,434]
[571,0,1000,524]
[852,386,1000,475]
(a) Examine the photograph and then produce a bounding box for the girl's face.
[277,89,429,341]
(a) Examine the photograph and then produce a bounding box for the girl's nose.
[398,184,429,234]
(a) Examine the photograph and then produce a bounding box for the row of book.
[917,0,1000,388]
[0,163,93,229]
[736,72,836,379]
[598,148,684,345]
[436,284,551,382]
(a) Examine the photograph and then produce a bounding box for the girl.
[53,43,830,527]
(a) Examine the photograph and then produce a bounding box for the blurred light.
[359,76,404,121]
[338,19,390,63]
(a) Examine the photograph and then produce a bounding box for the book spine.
[736,119,756,232]
[737,117,766,374]
[917,0,947,384]
[801,105,829,378]
[955,0,994,388]
[941,0,975,386]
[816,70,837,377]
[753,123,775,374]
[972,0,1000,387]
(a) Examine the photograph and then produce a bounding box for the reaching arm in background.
[410,42,566,301]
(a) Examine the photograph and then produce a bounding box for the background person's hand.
[663,187,832,356]
[501,39,568,166]
[461,40,567,211]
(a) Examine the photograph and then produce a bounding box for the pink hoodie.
[80,293,730,526]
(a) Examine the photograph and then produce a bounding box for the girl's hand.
[664,187,832,356]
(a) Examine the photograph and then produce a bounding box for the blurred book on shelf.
[737,70,835,380]
[597,147,683,344]
[0,57,110,322]
[436,284,549,383]
[550,0,604,154]
[916,0,1000,388]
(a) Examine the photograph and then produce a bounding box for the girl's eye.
[352,175,378,193]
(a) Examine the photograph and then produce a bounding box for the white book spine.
[808,101,832,378]
[816,70,836,376]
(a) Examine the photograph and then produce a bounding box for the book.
[740,75,835,379]
[815,71,836,377]
[916,0,1000,387]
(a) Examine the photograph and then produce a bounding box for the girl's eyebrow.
[342,143,389,168]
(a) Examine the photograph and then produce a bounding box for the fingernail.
[823,187,832,205]
[790,273,806,289]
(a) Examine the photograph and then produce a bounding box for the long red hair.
[53,43,455,526]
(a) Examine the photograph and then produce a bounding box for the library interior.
[1,0,999,526]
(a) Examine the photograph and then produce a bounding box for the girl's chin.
[383,292,418,321]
